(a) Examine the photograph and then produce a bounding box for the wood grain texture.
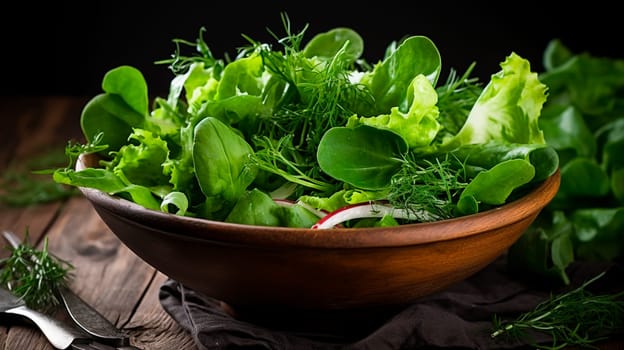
[0,96,197,350]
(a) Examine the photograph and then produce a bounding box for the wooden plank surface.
[0,96,198,350]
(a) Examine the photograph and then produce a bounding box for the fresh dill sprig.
[435,62,483,138]
[241,13,373,190]
[491,271,624,350]
[0,231,74,312]
[250,135,336,195]
[387,154,467,221]
[154,26,227,75]
[59,131,108,171]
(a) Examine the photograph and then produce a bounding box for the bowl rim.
[76,153,560,248]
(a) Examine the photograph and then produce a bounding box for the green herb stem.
[0,231,74,312]
[491,271,624,350]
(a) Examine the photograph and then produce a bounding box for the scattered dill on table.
[0,147,78,207]
[491,271,624,350]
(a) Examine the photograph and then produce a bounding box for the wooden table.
[0,96,198,349]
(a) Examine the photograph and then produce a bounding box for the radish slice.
[312,202,440,229]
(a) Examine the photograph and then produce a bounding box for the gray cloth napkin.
[159,257,621,350]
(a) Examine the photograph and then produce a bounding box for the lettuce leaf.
[436,52,548,152]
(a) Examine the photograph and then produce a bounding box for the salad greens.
[52,14,558,228]
[507,39,624,285]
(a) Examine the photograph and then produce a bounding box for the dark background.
[3,1,622,97]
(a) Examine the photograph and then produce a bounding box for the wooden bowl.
[76,153,560,311]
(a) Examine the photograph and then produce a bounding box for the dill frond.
[61,131,108,170]
[0,231,74,312]
[155,26,226,75]
[241,13,373,192]
[435,62,483,138]
[250,135,335,195]
[491,271,624,350]
[387,154,467,221]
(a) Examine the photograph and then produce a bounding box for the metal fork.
[1,230,141,349]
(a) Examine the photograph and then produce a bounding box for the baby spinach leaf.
[363,36,441,115]
[276,203,322,228]
[448,142,558,182]
[193,117,258,217]
[53,168,159,210]
[317,125,408,190]
[80,94,145,152]
[101,65,149,116]
[80,66,149,153]
[457,159,535,215]
[225,188,281,226]
[303,27,363,64]
[226,189,322,228]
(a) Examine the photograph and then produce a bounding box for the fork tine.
[70,341,118,350]
[2,230,22,249]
